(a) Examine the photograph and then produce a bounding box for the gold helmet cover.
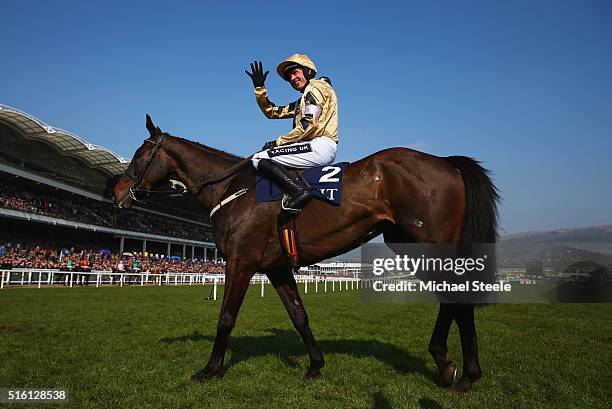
[277,54,318,80]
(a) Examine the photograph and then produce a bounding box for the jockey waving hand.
[246,54,338,213]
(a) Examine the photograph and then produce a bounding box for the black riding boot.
[258,159,312,213]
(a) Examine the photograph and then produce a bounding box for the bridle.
[117,134,166,208]
[116,133,253,209]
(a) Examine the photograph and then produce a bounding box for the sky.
[2,0,611,235]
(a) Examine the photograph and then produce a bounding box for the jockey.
[246,54,338,213]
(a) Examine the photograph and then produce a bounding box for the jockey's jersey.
[254,78,338,146]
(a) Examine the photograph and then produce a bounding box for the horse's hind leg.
[192,263,253,382]
[268,271,324,379]
[448,304,482,394]
[429,304,458,386]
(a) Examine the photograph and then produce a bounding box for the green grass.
[0,285,610,408]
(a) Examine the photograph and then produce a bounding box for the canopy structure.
[0,103,208,221]
[0,104,129,176]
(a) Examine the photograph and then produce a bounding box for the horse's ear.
[145,114,160,139]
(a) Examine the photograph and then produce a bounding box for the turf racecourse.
[0,286,610,409]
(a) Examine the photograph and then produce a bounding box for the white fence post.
[213,278,218,300]
[260,277,265,298]
[305,278,308,294]
[315,278,318,293]
[1,271,4,289]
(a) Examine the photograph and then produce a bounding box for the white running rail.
[0,269,361,300]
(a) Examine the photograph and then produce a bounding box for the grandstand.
[0,104,222,273]
[303,262,363,278]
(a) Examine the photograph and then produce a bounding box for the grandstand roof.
[0,103,210,223]
[0,104,129,175]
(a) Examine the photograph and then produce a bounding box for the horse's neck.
[164,138,242,212]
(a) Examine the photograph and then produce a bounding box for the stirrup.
[281,194,303,214]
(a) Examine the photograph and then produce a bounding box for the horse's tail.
[445,156,500,249]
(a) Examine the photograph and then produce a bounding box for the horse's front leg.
[268,271,324,379]
[192,262,253,382]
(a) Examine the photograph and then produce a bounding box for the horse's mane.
[170,134,244,163]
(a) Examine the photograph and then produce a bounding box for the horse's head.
[113,114,170,209]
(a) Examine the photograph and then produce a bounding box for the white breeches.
[251,137,337,169]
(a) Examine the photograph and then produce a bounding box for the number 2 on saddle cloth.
[255,162,347,269]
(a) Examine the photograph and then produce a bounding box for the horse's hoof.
[441,362,458,386]
[447,386,463,396]
[304,369,321,379]
[447,377,472,395]
[191,369,217,383]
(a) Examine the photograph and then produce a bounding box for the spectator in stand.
[80,257,89,272]
[132,257,141,273]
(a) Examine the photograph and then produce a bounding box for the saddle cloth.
[256,162,347,204]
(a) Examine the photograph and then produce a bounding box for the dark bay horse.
[113,116,499,393]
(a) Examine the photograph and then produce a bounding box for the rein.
[118,134,253,209]
[191,156,253,194]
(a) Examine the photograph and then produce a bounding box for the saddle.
[256,162,347,204]
[256,162,347,270]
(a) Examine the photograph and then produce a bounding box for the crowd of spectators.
[0,178,214,242]
[0,241,225,274]
[0,183,91,224]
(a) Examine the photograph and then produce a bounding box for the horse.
[112,115,499,394]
